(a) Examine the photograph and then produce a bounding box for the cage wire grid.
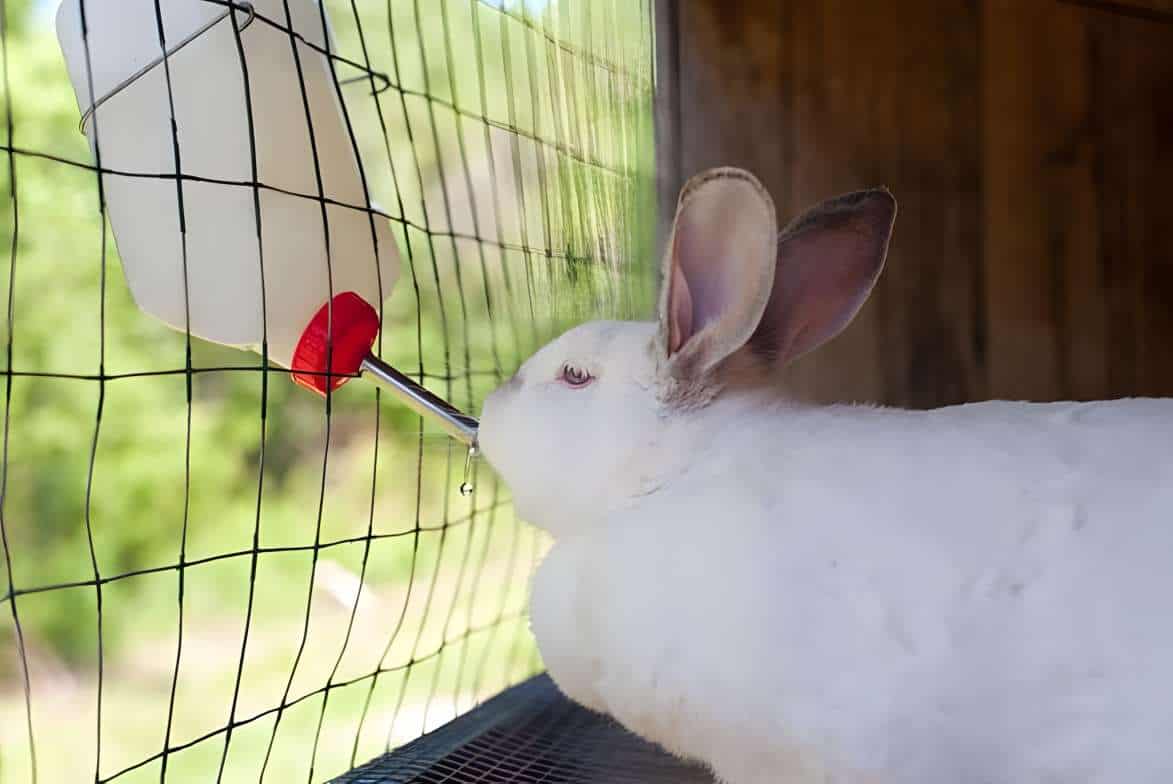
[335,675,714,784]
[0,1,656,782]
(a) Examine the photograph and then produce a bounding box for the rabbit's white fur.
[477,168,1173,783]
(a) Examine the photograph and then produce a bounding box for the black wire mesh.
[333,675,715,784]
[0,1,656,782]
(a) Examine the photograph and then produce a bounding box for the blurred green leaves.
[0,0,654,779]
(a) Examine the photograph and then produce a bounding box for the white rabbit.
[477,167,1173,784]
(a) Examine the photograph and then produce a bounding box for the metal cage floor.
[334,675,716,783]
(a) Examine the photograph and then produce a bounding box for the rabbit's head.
[479,167,896,536]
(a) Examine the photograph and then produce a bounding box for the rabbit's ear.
[746,188,896,367]
[659,168,778,381]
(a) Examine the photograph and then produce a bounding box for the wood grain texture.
[983,0,1085,400]
[985,0,1173,400]
[1059,0,1173,23]
[1091,8,1173,397]
[655,0,1173,407]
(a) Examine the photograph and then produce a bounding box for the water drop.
[459,443,478,496]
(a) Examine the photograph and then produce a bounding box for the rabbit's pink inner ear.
[751,189,896,366]
[660,169,777,371]
[667,252,693,355]
[669,205,735,355]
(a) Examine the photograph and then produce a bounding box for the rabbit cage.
[0,0,704,782]
[6,0,1173,783]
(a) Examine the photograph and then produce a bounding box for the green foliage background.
[0,1,655,781]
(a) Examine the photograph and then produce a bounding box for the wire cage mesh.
[0,0,656,781]
[335,674,715,784]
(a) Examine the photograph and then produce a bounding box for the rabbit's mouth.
[475,384,547,526]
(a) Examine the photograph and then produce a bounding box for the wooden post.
[653,0,681,260]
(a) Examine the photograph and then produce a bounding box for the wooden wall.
[655,0,1173,408]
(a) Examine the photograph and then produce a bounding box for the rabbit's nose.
[477,389,509,464]
[500,371,522,392]
[482,380,510,416]
[482,373,520,424]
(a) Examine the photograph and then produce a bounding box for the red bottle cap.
[291,292,380,396]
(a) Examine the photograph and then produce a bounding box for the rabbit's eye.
[559,363,593,388]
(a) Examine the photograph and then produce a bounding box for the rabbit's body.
[531,393,1173,783]
[478,169,1173,783]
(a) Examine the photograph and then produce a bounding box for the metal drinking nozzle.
[291,292,479,447]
